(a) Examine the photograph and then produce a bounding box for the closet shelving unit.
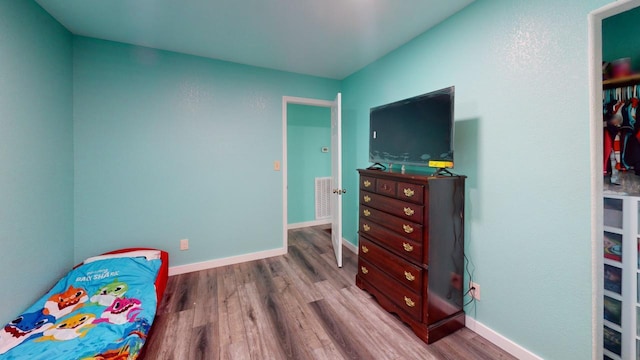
[603,74,640,359]
[603,195,640,360]
[603,74,640,90]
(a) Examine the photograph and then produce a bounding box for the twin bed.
[0,248,168,359]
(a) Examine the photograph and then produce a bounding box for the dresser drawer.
[359,219,423,264]
[376,178,396,197]
[359,237,423,293]
[360,176,376,191]
[361,191,424,224]
[397,182,424,204]
[358,258,422,321]
[360,206,423,242]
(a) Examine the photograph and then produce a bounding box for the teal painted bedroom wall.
[287,104,331,224]
[341,0,610,358]
[73,37,340,266]
[603,6,640,72]
[0,2,74,324]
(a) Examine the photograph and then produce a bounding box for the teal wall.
[287,104,331,224]
[0,2,74,323]
[341,0,609,358]
[603,6,640,72]
[73,37,340,266]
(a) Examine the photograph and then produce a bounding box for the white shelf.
[605,289,623,301]
[603,348,621,360]
[604,226,624,235]
[604,258,623,268]
[605,320,623,333]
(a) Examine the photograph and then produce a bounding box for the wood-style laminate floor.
[143,226,516,360]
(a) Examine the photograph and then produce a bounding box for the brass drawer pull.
[364,195,371,203]
[403,207,415,216]
[404,296,415,307]
[403,188,415,197]
[363,180,371,188]
[361,245,369,253]
[363,209,371,217]
[363,224,371,232]
[402,242,413,252]
[403,224,414,234]
[404,271,415,281]
[361,266,369,274]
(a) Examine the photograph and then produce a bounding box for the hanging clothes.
[604,84,640,178]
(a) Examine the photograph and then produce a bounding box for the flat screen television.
[369,86,455,168]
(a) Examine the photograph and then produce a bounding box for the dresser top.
[357,169,466,182]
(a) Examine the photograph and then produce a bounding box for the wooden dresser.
[355,169,466,344]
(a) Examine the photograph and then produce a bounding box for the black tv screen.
[369,86,454,168]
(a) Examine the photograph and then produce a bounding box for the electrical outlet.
[469,281,481,300]
[180,239,189,251]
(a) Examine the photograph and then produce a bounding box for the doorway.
[282,95,343,267]
[589,1,640,358]
[286,104,332,229]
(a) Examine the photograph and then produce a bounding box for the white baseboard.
[287,219,331,229]
[465,316,542,360]
[169,247,287,276]
[169,232,353,276]
[343,239,358,254]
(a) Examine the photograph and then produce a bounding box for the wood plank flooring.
[142,226,515,360]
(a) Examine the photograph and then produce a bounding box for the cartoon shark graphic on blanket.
[44,285,89,319]
[0,309,55,354]
[94,298,142,325]
[90,278,129,306]
[36,313,96,342]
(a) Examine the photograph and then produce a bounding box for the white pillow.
[83,249,161,264]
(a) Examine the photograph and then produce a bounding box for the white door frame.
[588,1,640,358]
[282,96,334,250]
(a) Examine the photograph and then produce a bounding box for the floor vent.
[315,177,332,220]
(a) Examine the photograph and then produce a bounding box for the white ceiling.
[36,0,474,79]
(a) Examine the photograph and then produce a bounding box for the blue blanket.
[0,256,161,359]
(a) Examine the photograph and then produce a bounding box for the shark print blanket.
[0,253,161,359]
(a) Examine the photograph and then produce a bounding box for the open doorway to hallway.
[286,104,332,229]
